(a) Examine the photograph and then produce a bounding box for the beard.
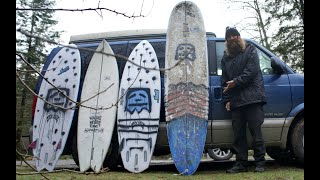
[227,39,242,56]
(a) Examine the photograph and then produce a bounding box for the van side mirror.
[271,57,285,74]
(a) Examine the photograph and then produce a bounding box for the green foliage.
[16,0,62,147]
[16,0,62,70]
[16,162,304,180]
[225,0,304,73]
[264,0,304,73]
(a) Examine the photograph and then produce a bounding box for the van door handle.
[214,87,222,100]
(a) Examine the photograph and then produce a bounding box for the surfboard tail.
[167,115,208,175]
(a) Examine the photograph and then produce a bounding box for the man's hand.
[225,101,231,111]
[223,80,236,93]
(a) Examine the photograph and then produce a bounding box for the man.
[221,27,267,173]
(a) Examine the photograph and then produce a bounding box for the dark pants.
[231,103,266,166]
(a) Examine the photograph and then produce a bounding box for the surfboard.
[165,1,209,176]
[117,40,161,173]
[30,44,81,172]
[31,47,62,122]
[77,40,119,173]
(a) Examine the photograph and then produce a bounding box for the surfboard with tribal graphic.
[117,40,161,173]
[165,1,209,176]
[31,44,81,172]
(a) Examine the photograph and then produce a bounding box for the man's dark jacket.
[221,42,267,110]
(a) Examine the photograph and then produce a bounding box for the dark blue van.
[30,29,304,168]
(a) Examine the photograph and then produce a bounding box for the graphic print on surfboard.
[77,40,119,173]
[117,40,161,173]
[165,1,209,176]
[31,44,81,172]
[32,47,61,121]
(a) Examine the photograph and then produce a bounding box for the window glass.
[128,41,165,78]
[256,48,273,75]
[215,42,225,75]
[149,41,165,78]
[215,41,273,75]
[111,43,128,79]
[80,47,95,76]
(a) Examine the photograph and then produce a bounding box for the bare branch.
[16,167,110,175]
[145,0,155,17]
[16,23,193,113]
[16,7,146,19]
[17,28,184,72]
[16,149,49,180]
[16,53,118,111]
[16,54,79,109]
[140,0,144,16]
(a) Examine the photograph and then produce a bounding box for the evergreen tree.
[224,0,304,73]
[265,0,304,73]
[16,0,62,152]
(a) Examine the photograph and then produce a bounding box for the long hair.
[225,38,246,57]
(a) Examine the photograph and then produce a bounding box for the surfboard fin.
[49,151,56,166]
[28,139,37,149]
[56,139,62,150]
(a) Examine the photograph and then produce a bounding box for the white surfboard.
[31,44,81,172]
[77,40,119,173]
[117,40,161,173]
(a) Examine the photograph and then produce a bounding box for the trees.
[224,0,304,73]
[16,0,62,150]
[224,0,272,50]
[264,0,304,73]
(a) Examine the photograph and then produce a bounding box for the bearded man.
[221,27,267,173]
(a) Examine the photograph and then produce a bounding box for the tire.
[291,118,304,164]
[207,148,233,161]
[266,147,292,164]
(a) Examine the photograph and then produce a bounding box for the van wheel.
[266,147,292,164]
[291,118,304,164]
[207,148,233,161]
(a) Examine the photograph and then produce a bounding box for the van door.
[209,40,292,145]
[208,40,233,145]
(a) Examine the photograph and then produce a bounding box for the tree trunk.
[16,87,27,146]
[254,0,271,50]
[16,5,36,147]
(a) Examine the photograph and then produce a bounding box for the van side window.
[149,41,166,78]
[111,43,129,79]
[80,48,94,75]
[129,41,166,78]
[215,42,225,75]
[215,41,274,75]
[256,48,273,75]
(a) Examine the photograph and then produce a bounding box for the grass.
[16,159,304,180]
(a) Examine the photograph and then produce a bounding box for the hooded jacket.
[221,41,267,110]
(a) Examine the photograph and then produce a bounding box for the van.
[30,29,304,168]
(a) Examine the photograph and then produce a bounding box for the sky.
[53,0,249,44]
